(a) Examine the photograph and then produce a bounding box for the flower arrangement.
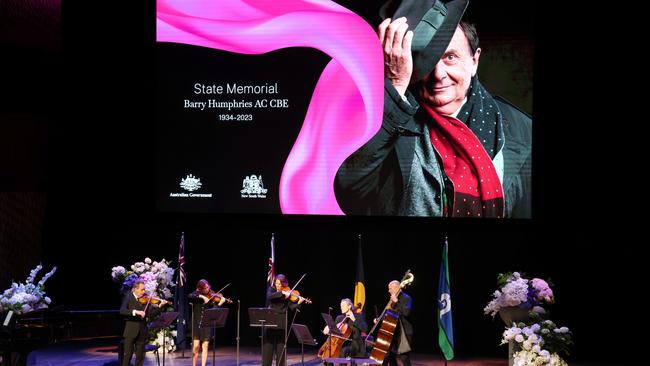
[152,329,177,353]
[501,314,573,366]
[111,257,175,299]
[0,264,57,315]
[484,272,554,317]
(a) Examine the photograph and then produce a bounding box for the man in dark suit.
[385,280,413,366]
[120,280,169,366]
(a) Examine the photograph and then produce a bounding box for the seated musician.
[120,279,170,366]
[323,298,368,361]
[188,279,227,366]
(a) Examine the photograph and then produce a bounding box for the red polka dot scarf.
[422,80,504,218]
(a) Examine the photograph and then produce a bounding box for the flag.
[353,235,366,313]
[437,237,454,360]
[267,233,275,287]
[178,232,186,288]
[174,232,188,351]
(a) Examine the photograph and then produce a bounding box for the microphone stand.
[279,273,307,366]
[281,307,301,366]
[236,299,240,366]
[328,307,333,361]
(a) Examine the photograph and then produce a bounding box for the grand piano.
[1,307,123,365]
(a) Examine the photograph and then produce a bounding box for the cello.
[317,312,353,359]
[367,270,414,364]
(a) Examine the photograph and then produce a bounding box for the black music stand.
[249,308,282,366]
[200,308,229,366]
[321,313,349,364]
[148,311,179,366]
[291,324,317,366]
[322,313,348,339]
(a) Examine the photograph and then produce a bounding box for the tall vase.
[498,306,530,366]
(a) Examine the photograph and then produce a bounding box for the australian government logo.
[169,174,213,198]
[241,175,267,198]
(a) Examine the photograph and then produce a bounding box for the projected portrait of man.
[335,0,532,218]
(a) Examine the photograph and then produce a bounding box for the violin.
[138,294,171,306]
[281,286,312,304]
[206,290,233,304]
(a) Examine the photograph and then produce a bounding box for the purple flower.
[120,274,139,294]
[532,278,554,303]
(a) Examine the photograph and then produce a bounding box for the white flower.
[38,267,57,287]
[132,262,147,274]
[558,327,569,333]
[26,265,43,284]
[145,258,152,264]
[515,334,524,343]
[111,266,126,280]
[532,345,541,353]
[539,350,550,358]
[530,323,541,332]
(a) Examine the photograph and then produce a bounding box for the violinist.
[376,280,413,366]
[263,274,305,366]
[120,279,171,366]
[188,279,227,366]
[322,298,367,363]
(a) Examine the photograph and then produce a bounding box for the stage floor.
[16,337,621,366]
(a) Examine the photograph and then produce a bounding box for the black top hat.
[380,0,469,82]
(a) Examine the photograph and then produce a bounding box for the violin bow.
[290,273,306,293]
[210,282,231,301]
[143,291,153,313]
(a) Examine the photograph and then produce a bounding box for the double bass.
[368,270,414,364]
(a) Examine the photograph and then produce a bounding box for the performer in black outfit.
[262,274,305,366]
[188,279,227,366]
[323,298,368,359]
[381,280,413,366]
[120,280,170,366]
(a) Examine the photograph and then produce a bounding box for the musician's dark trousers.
[262,328,286,366]
[122,330,148,366]
[384,352,411,366]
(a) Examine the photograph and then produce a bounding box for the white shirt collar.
[447,97,468,119]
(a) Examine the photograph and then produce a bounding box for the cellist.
[322,298,368,363]
[375,280,413,366]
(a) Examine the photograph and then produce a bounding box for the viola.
[138,294,171,306]
[281,286,312,304]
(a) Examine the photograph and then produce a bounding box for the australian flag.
[267,233,275,288]
[174,232,188,351]
[437,237,454,360]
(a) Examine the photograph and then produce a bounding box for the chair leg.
[155,350,160,366]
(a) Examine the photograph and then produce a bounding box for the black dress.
[188,291,220,341]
